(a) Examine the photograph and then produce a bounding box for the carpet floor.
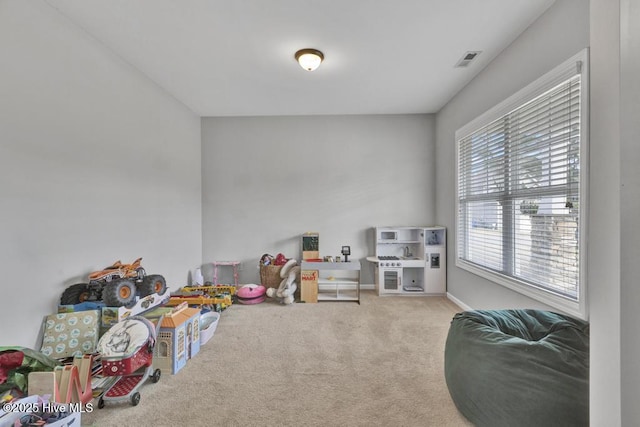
[81,290,472,427]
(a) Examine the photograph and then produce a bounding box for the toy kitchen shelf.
[300,260,361,304]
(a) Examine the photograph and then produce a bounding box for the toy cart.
[96,315,163,407]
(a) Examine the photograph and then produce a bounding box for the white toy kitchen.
[366,226,446,296]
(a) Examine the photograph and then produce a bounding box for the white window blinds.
[455,50,588,318]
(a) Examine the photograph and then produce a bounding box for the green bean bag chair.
[444,309,589,427]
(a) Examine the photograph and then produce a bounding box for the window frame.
[454,49,589,320]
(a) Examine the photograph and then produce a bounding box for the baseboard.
[446,292,473,311]
[317,283,375,291]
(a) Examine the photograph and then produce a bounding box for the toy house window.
[159,341,169,357]
[159,332,172,357]
[193,319,199,341]
[177,330,185,359]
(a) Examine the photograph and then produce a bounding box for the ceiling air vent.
[455,51,482,68]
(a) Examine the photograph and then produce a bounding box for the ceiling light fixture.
[295,48,324,71]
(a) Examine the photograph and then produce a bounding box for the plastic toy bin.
[199,311,220,346]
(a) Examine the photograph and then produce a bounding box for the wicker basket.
[260,264,283,288]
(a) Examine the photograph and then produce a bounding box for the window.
[159,332,172,357]
[177,329,185,360]
[455,49,588,319]
[193,319,199,341]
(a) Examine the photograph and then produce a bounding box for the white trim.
[454,48,589,320]
[456,49,589,141]
[577,48,590,321]
[447,293,472,311]
[316,283,375,291]
[456,260,584,319]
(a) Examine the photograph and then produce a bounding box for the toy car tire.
[60,283,91,305]
[131,392,141,406]
[152,369,161,383]
[103,278,137,307]
[139,274,167,297]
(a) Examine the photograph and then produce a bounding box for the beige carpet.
[82,291,472,427]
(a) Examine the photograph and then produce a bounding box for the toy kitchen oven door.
[376,265,403,294]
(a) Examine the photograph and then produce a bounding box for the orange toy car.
[60,258,167,308]
[89,258,145,282]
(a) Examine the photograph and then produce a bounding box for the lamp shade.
[295,49,324,71]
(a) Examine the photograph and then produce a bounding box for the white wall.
[435,0,589,311]
[585,1,640,423]
[0,1,202,347]
[619,0,640,424]
[201,115,435,284]
[589,0,622,423]
[436,0,639,423]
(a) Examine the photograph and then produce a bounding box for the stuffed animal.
[266,259,300,305]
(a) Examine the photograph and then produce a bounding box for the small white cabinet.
[300,261,360,304]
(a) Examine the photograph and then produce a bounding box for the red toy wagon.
[96,316,162,407]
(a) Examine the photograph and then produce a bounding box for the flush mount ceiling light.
[295,48,324,71]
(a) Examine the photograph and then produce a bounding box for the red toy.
[273,253,288,266]
[96,316,162,407]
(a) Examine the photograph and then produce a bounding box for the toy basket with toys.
[260,265,282,288]
[259,253,290,288]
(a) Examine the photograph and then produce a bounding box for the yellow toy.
[169,285,234,312]
[184,284,236,296]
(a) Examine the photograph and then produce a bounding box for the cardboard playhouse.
[143,303,201,375]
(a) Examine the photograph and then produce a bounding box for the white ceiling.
[45,0,556,117]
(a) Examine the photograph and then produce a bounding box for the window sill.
[456,258,587,320]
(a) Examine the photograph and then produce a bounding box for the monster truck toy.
[60,258,167,307]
